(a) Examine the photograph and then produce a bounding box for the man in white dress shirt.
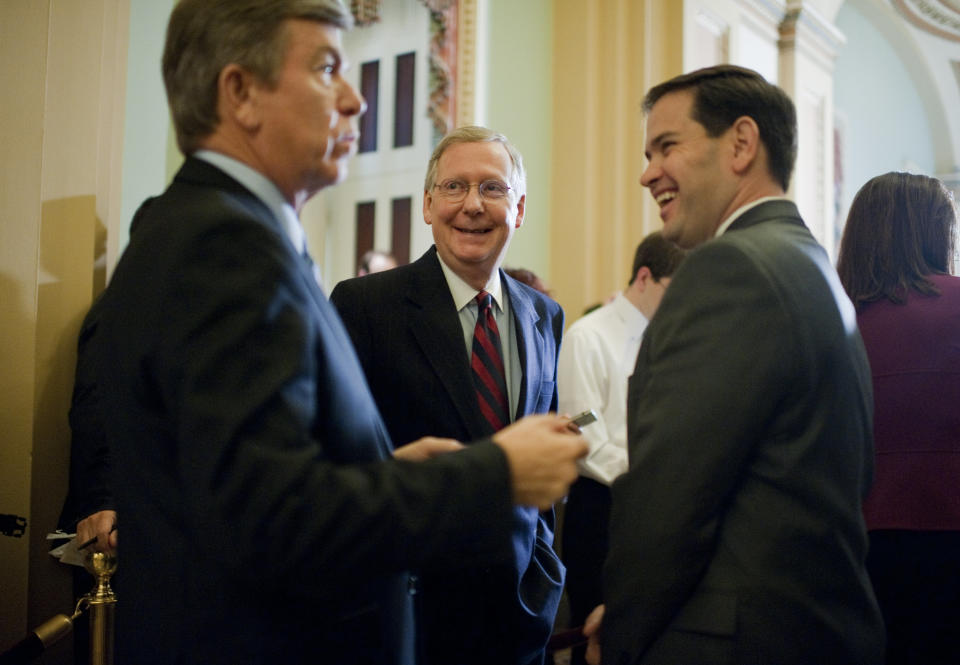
[557,231,685,665]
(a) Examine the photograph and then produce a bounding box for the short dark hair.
[163,0,352,155]
[643,65,797,191]
[629,231,686,286]
[837,171,957,308]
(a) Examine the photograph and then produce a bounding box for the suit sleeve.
[155,221,514,597]
[59,299,114,530]
[602,241,796,663]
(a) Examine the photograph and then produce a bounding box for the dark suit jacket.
[602,201,885,664]
[330,247,565,665]
[95,158,518,665]
[58,296,113,532]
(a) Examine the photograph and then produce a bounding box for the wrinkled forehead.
[436,140,515,179]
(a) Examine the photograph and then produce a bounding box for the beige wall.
[550,0,682,317]
[0,0,127,659]
[1,0,46,648]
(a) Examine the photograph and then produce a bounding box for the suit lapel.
[405,249,491,438]
[504,274,544,419]
[178,158,391,457]
[178,158,332,316]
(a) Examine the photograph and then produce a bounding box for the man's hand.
[493,414,588,509]
[584,604,604,665]
[393,437,464,461]
[560,413,582,434]
[76,509,118,553]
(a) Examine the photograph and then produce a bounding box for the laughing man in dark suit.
[331,126,564,665]
[93,3,586,664]
[585,65,885,665]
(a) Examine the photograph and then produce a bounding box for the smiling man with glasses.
[420,126,526,291]
[330,125,565,665]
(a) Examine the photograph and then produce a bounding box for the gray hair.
[163,0,353,155]
[423,125,526,199]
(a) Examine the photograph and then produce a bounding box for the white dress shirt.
[557,293,648,485]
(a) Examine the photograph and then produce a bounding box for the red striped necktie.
[471,290,510,433]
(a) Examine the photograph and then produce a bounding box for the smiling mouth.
[455,226,492,234]
[655,191,677,207]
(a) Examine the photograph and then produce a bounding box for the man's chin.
[438,247,497,274]
[661,223,698,250]
[660,220,682,243]
[307,165,348,194]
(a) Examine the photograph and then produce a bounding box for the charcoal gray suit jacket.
[603,200,885,665]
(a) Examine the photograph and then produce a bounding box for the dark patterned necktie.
[471,290,510,433]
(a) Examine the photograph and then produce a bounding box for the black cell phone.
[570,409,598,428]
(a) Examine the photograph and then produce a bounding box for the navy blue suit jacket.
[96,158,517,665]
[331,247,565,665]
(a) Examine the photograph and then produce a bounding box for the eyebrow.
[315,45,344,65]
[645,131,677,159]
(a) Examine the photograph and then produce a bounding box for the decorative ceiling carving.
[892,0,960,42]
[350,0,382,26]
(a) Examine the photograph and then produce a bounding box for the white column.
[779,0,845,256]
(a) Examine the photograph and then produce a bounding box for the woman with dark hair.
[837,171,960,665]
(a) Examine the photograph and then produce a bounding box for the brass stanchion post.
[83,551,117,665]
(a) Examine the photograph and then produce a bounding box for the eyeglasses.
[433,179,512,202]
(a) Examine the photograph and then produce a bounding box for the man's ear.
[218,63,260,130]
[423,190,433,226]
[513,193,526,229]
[633,265,652,290]
[730,115,760,176]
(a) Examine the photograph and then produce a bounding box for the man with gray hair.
[331,125,565,665]
[93,3,586,664]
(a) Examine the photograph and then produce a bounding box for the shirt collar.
[194,149,305,254]
[715,196,791,238]
[612,292,648,331]
[435,251,504,312]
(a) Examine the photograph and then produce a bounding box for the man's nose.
[462,184,484,211]
[640,160,658,189]
[341,79,366,117]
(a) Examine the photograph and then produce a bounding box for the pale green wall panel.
[484,0,555,286]
[834,3,936,212]
[119,0,176,256]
